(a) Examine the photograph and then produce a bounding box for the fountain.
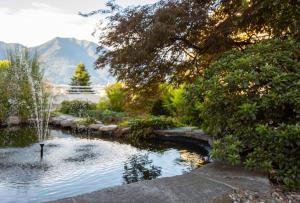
[24,56,53,159]
[9,50,54,158]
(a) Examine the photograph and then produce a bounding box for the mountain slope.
[0,37,113,85]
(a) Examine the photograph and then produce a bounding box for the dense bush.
[59,100,96,117]
[0,51,44,122]
[128,116,182,140]
[105,82,126,112]
[86,109,127,124]
[201,39,299,188]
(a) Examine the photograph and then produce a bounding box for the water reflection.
[0,127,209,203]
[123,153,162,184]
[0,127,38,147]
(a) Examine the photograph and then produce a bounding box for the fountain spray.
[21,51,54,159]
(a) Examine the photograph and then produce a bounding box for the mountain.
[0,37,113,85]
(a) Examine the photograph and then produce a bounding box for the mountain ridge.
[0,37,113,85]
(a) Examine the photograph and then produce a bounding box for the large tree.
[81,0,299,88]
[70,63,91,86]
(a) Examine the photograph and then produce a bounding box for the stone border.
[47,162,271,203]
[49,115,212,145]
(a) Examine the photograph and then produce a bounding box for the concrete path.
[48,162,271,203]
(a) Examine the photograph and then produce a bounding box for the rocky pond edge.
[4,115,295,202]
[1,115,213,146]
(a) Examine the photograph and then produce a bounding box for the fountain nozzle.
[40,143,44,159]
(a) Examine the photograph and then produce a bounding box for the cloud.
[0,2,99,46]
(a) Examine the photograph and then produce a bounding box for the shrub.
[202,38,300,189]
[59,100,96,117]
[128,116,182,140]
[105,82,126,112]
[0,51,45,121]
[86,109,127,124]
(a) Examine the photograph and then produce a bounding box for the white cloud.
[0,0,158,47]
[0,3,99,46]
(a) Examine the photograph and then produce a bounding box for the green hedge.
[201,38,300,189]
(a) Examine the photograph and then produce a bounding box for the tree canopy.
[84,0,299,88]
[70,63,91,86]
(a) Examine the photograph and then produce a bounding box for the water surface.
[0,127,209,203]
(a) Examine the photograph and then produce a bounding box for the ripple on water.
[0,127,209,203]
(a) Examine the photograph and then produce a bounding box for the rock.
[51,117,63,125]
[88,124,104,130]
[77,125,88,131]
[154,127,211,143]
[60,119,75,128]
[96,121,103,124]
[99,125,118,132]
[7,116,21,125]
[115,127,131,136]
[47,162,271,203]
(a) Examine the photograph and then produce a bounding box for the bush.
[201,38,300,189]
[0,51,45,122]
[59,100,96,117]
[128,116,182,140]
[105,82,126,112]
[86,109,127,124]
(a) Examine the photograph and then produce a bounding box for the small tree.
[70,63,91,86]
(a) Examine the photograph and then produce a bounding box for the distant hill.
[0,37,113,85]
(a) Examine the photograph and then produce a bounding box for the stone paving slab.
[154,127,211,144]
[47,162,271,203]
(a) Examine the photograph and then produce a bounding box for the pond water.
[0,127,209,203]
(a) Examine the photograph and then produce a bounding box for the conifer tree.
[70,63,91,86]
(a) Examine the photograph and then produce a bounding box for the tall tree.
[70,63,91,86]
[81,0,299,88]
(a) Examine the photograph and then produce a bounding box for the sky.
[0,0,157,47]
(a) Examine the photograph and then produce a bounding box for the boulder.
[60,119,75,128]
[99,125,118,132]
[115,127,131,137]
[7,116,21,126]
[88,124,104,130]
[77,124,88,131]
[51,117,63,125]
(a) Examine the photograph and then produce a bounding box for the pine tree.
[70,63,91,86]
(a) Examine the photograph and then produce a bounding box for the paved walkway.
[48,162,271,203]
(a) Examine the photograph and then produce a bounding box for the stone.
[96,121,103,124]
[99,125,118,132]
[60,119,75,128]
[115,127,131,136]
[7,116,21,126]
[77,125,88,131]
[88,124,104,130]
[51,117,64,125]
[47,162,271,203]
[154,127,211,143]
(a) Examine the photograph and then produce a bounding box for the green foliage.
[128,116,182,140]
[75,117,97,126]
[201,38,300,189]
[105,82,126,112]
[86,109,127,124]
[70,63,91,86]
[0,50,45,122]
[93,0,299,88]
[59,100,96,117]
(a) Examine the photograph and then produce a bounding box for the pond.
[0,127,209,203]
